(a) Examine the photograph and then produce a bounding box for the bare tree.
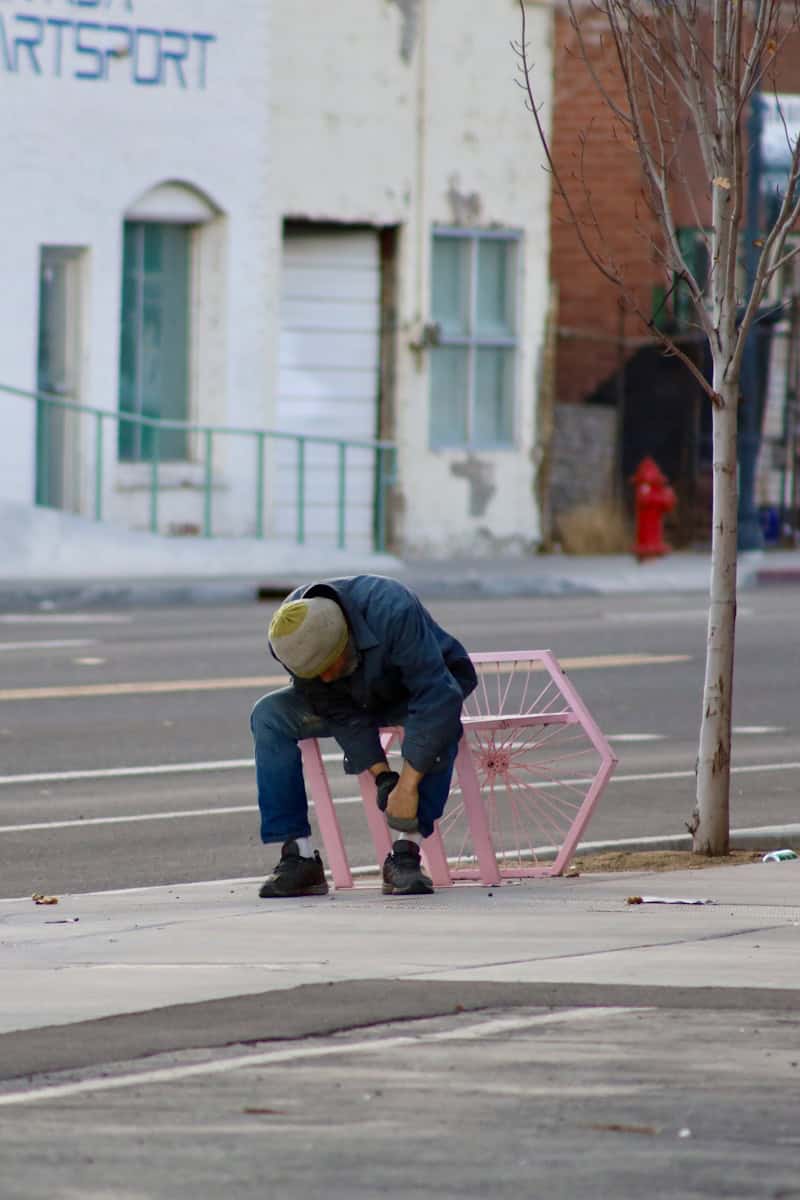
[518,0,800,854]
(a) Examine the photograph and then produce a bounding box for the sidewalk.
[2,855,799,1058]
[2,500,800,607]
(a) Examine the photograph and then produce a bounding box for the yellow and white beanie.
[268,597,349,679]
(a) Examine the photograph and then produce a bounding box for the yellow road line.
[566,653,689,668]
[0,675,290,702]
[476,653,690,675]
[0,654,690,703]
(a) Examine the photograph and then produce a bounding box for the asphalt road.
[3,997,800,1200]
[1,587,799,898]
[3,587,800,1200]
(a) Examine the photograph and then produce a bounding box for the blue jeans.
[250,686,459,845]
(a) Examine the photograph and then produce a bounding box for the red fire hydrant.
[631,457,676,561]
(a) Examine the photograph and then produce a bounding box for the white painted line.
[0,805,259,833]
[0,614,131,625]
[421,1006,645,1041]
[610,761,800,783]
[733,725,785,735]
[607,733,666,743]
[0,752,345,787]
[0,639,95,652]
[0,729,778,793]
[3,760,800,836]
[0,1007,645,1108]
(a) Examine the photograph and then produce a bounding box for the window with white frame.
[429,228,519,449]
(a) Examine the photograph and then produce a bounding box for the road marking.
[0,674,289,702]
[733,725,785,735]
[0,654,691,703]
[476,654,689,675]
[0,639,95,652]
[607,733,666,742]
[418,1006,646,1041]
[0,1007,644,1108]
[0,805,258,833]
[0,759,254,786]
[604,761,800,783]
[0,614,131,625]
[3,761,800,834]
[0,752,341,786]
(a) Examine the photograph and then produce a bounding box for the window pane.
[118,221,189,462]
[431,236,469,337]
[429,345,469,447]
[118,224,140,461]
[143,223,163,274]
[156,226,189,460]
[474,347,514,446]
[476,239,514,338]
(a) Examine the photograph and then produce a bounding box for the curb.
[568,825,800,857]
[0,580,265,613]
[339,824,800,881]
[1,567,799,612]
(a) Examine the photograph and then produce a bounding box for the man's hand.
[385,777,420,833]
[386,763,423,833]
[369,760,423,833]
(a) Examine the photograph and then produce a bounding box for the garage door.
[273,227,381,551]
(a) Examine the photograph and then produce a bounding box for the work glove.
[374,770,400,813]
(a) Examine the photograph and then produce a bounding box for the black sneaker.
[382,839,434,896]
[258,841,329,898]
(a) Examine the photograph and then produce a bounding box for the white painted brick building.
[1,0,553,558]
[270,0,554,556]
[0,0,272,536]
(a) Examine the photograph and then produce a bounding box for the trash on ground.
[627,895,713,906]
[762,849,798,863]
[32,893,59,905]
[589,1122,658,1136]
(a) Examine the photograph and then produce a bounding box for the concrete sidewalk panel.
[3,862,800,1038]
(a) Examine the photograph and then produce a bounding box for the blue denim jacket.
[272,575,477,775]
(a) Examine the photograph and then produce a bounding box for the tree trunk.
[690,380,739,855]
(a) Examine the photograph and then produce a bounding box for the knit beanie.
[268,597,349,679]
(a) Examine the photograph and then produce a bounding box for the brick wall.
[550,9,663,408]
[549,11,800,412]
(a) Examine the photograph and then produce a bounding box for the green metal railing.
[4,384,397,552]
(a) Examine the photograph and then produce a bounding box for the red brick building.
[550,8,663,408]
[547,7,800,540]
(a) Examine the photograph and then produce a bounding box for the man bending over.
[250,574,477,897]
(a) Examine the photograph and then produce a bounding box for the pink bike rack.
[300,649,618,888]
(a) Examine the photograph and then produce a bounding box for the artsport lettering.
[0,2,217,89]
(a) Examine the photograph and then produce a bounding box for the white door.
[274,228,381,551]
[36,247,85,513]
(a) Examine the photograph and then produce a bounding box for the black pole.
[737,91,766,550]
